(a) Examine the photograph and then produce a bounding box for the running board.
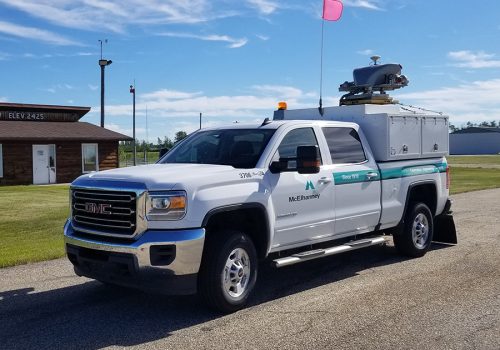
[273,236,388,268]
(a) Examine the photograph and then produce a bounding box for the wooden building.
[0,102,132,186]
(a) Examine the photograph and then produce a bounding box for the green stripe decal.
[333,170,380,185]
[380,162,447,180]
[333,162,447,185]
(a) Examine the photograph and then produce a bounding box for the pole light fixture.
[98,39,112,128]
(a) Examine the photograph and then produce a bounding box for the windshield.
[159,129,276,168]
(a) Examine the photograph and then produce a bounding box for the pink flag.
[322,0,343,21]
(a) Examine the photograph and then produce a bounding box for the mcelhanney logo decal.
[288,180,320,202]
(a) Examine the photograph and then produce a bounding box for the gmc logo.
[84,202,112,215]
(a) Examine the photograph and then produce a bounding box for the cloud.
[448,50,500,68]
[88,84,98,91]
[87,84,338,139]
[357,49,374,55]
[343,0,383,10]
[256,34,270,41]
[93,84,321,121]
[76,52,93,56]
[396,79,500,124]
[94,82,332,119]
[0,20,81,45]
[246,0,279,15]
[158,32,248,48]
[140,89,203,100]
[0,0,236,33]
[21,52,96,59]
[0,96,8,102]
[252,85,315,99]
[41,83,75,93]
[106,123,144,138]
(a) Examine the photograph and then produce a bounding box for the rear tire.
[198,230,258,313]
[393,202,434,258]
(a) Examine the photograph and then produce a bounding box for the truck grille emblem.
[84,202,112,215]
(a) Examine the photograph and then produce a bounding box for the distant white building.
[450,127,500,155]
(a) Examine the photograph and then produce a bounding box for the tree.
[449,124,458,133]
[174,131,188,143]
[162,136,174,149]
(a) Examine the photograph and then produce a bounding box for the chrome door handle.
[318,177,332,184]
[366,172,379,180]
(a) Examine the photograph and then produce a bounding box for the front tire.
[393,202,434,258]
[198,230,258,313]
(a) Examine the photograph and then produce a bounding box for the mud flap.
[433,214,457,244]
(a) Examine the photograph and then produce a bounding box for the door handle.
[318,177,332,184]
[366,172,379,180]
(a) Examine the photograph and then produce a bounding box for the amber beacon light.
[277,101,288,110]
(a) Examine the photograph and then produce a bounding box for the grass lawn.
[0,185,69,268]
[450,167,500,194]
[448,155,500,166]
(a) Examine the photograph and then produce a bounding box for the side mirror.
[269,160,287,174]
[297,145,320,174]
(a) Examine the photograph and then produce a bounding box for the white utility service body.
[64,106,455,312]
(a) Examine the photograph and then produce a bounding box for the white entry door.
[33,145,56,184]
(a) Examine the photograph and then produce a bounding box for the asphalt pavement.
[1,189,499,350]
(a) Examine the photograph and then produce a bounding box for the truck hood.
[75,163,242,190]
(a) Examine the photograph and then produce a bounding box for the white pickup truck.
[64,106,456,312]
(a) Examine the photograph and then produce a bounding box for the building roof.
[452,127,500,134]
[0,102,90,122]
[0,121,132,141]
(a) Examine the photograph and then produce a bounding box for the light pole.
[98,39,112,128]
[130,84,136,166]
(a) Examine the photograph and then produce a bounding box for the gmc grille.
[72,189,137,236]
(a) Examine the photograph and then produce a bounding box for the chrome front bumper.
[63,220,205,294]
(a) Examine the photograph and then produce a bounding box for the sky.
[1,0,500,141]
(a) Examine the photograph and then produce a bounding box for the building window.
[82,143,99,173]
[0,144,3,178]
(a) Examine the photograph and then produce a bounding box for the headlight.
[146,191,187,220]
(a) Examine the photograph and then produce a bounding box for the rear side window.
[322,127,366,164]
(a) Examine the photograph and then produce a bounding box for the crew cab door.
[322,127,381,236]
[267,127,335,249]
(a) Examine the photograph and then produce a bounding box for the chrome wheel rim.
[222,248,251,299]
[412,213,429,249]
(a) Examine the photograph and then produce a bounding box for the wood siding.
[98,141,119,171]
[0,141,119,186]
[0,142,32,185]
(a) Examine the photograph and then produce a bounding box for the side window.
[322,127,366,164]
[274,127,321,170]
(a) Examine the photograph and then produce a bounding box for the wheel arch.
[402,180,438,220]
[202,203,270,260]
